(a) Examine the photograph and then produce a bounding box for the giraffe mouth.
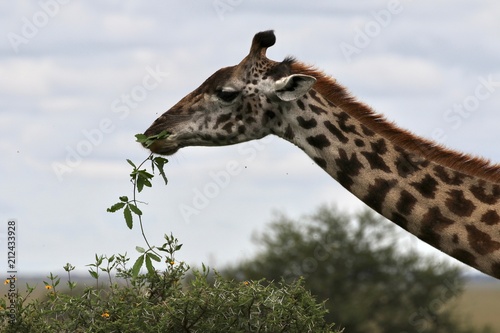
[145,139,180,156]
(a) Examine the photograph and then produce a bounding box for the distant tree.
[224,205,492,333]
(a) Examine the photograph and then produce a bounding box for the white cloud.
[71,159,131,180]
[339,54,446,95]
[0,58,54,96]
[39,96,85,114]
[102,14,155,39]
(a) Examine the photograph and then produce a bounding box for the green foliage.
[107,130,169,228]
[107,132,170,273]
[224,205,493,333]
[0,236,338,333]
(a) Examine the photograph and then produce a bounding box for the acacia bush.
[0,234,338,333]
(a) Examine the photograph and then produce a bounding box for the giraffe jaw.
[145,139,180,156]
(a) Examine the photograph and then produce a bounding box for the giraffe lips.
[142,124,180,155]
[144,139,180,156]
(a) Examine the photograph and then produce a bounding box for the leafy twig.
[107,130,170,277]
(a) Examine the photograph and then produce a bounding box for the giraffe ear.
[274,74,317,102]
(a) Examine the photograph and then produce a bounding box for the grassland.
[3,274,500,331]
[452,279,500,331]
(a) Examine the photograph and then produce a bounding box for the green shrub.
[0,234,338,333]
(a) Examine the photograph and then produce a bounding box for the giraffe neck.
[278,84,500,278]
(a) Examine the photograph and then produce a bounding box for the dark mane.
[289,60,500,183]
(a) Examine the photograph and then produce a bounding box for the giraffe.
[144,30,500,279]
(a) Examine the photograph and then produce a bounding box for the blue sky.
[1,1,500,276]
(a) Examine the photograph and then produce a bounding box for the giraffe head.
[143,30,316,155]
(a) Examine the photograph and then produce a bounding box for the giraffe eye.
[216,89,240,103]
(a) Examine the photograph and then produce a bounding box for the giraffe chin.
[146,140,180,156]
[154,147,180,156]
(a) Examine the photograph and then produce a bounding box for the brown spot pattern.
[394,148,424,178]
[334,149,363,190]
[481,210,500,226]
[264,110,276,120]
[306,134,330,149]
[469,183,500,205]
[396,190,417,215]
[324,121,348,144]
[419,207,454,247]
[333,112,360,136]
[451,249,477,267]
[309,90,326,106]
[433,165,465,186]
[284,124,294,140]
[445,190,475,217]
[491,263,500,278]
[361,125,375,136]
[466,224,500,255]
[363,178,397,212]
[310,104,327,115]
[296,100,306,110]
[297,116,317,129]
[354,139,365,147]
[361,139,391,173]
[214,113,232,129]
[221,122,233,133]
[391,212,408,230]
[245,116,256,124]
[410,174,438,199]
[313,157,327,169]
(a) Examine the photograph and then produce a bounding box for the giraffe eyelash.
[216,89,240,103]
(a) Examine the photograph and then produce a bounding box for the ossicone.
[249,30,276,58]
